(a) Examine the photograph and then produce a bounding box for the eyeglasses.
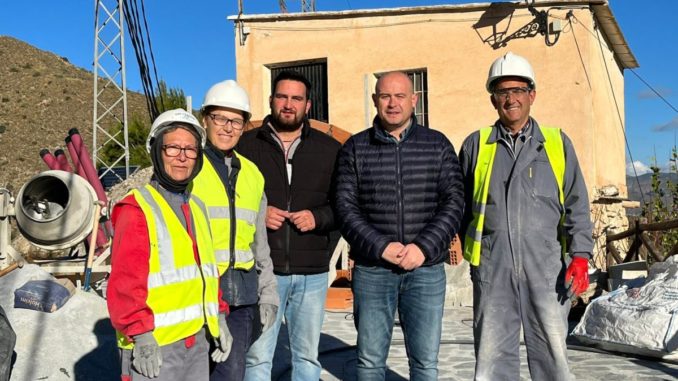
[207,114,245,130]
[162,144,199,159]
[492,87,532,100]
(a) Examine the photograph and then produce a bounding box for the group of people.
[107,51,593,381]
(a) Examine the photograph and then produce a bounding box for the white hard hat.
[486,52,536,93]
[201,80,251,120]
[146,108,206,153]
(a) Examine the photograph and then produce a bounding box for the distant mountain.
[0,36,148,194]
[626,172,678,213]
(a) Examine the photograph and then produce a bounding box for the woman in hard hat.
[107,109,233,380]
[191,80,278,381]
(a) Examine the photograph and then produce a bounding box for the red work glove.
[564,257,589,298]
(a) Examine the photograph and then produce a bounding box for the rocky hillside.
[0,36,148,194]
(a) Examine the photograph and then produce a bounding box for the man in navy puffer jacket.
[334,71,464,380]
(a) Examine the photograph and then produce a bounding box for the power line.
[139,0,163,111]
[123,0,161,121]
[566,12,591,90]
[628,69,678,114]
[570,13,676,114]
[589,11,645,206]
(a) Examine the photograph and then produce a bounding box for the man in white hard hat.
[459,52,593,380]
[238,70,341,381]
[190,81,279,381]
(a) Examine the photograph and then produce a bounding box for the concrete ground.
[3,263,677,380]
[270,306,678,381]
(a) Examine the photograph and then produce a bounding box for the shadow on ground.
[272,323,406,381]
[74,318,119,381]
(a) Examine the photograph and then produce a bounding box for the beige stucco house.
[229,0,636,195]
[229,0,638,269]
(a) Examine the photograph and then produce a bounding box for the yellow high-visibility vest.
[191,153,264,275]
[463,126,565,266]
[116,185,220,349]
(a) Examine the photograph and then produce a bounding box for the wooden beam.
[639,232,663,262]
[641,219,678,232]
[606,241,623,265]
[625,237,642,263]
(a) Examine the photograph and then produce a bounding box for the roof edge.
[591,2,639,69]
[229,0,637,70]
[228,0,605,21]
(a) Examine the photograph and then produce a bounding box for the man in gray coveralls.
[460,52,593,381]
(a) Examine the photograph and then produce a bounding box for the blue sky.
[1,1,676,175]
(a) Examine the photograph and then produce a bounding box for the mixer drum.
[14,170,97,250]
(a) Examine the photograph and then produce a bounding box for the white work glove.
[132,332,162,378]
[259,303,278,333]
[211,313,233,363]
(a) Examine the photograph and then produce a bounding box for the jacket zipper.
[227,170,237,272]
[271,132,297,273]
[395,144,404,242]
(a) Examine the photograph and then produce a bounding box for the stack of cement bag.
[0,264,118,380]
[572,256,678,361]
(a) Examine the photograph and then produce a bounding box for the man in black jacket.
[239,70,341,381]
[334,71,464,380]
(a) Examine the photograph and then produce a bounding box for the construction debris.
[0,264,118,380]
[572,255,678,361]
[591,184,631,270]
[107,166,153,206]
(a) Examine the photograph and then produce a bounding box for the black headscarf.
[149,124,204,193]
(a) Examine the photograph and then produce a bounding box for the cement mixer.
[0,170,106,287]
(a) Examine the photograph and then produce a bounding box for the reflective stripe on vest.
[191,153,264,275]
[116,185,220,349]
[463,126,566,266]
[155,302,219,328]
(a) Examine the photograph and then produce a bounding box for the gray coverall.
[460,119,593,381]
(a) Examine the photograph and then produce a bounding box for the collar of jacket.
[486,117,545,144]
[205,142,241,173]
[371,115,418,144]
[257,115,312,144]
[150,178,190,203]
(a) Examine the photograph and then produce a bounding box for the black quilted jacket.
[333,117,464,267]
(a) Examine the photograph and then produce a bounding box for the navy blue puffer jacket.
[334,117,464,267]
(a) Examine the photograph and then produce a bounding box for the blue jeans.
[353,263,446,381]
[244,272,328,381]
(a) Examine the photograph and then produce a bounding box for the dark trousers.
[121,328,209,381]
[210,304,260,381]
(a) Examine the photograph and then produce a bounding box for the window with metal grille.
[269,60,328,122]
[408,70,429,127]
[374,69,429,127]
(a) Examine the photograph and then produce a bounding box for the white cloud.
[626,161,653,176]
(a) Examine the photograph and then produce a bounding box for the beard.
[272,110,305,132]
